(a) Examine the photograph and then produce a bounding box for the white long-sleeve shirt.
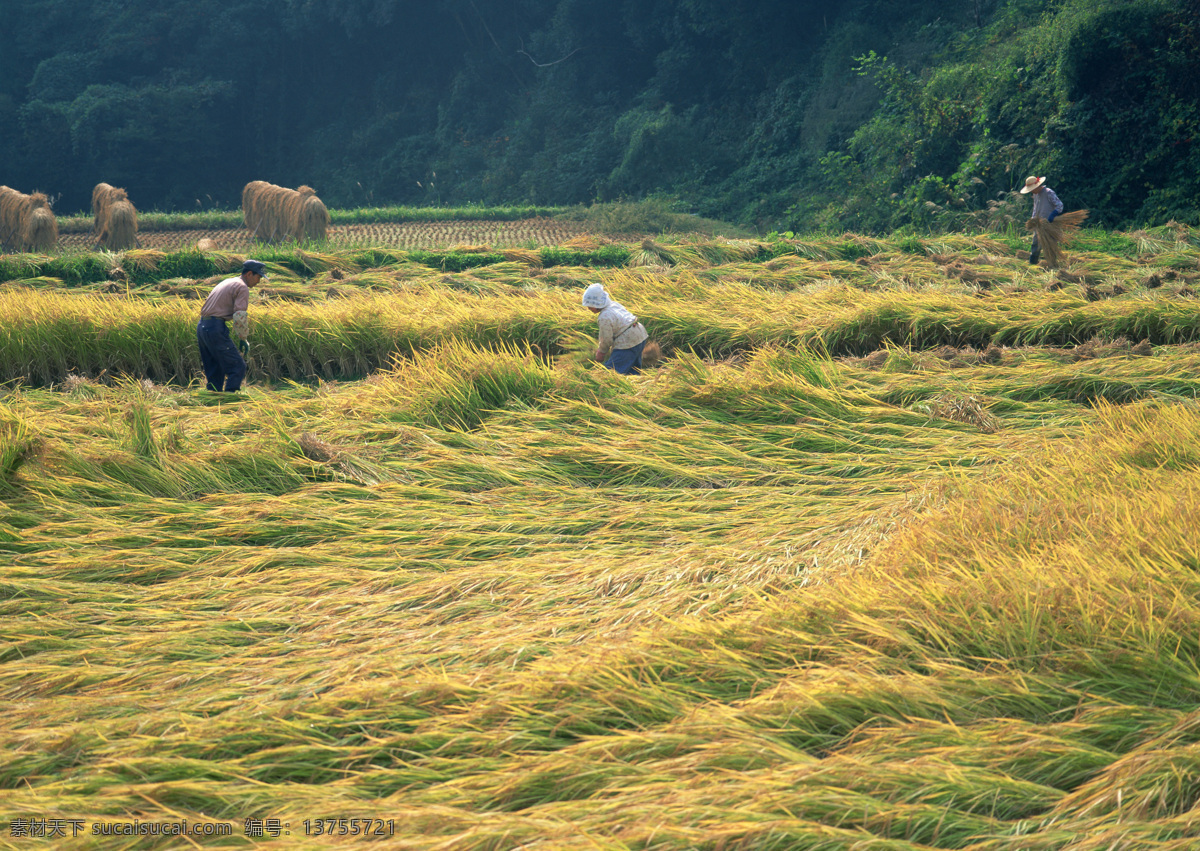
[596,301,648,354]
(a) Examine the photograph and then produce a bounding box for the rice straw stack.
[243,180,330,243]
[22,193,59,252]
[1,186,59,251]
[92,183,138,249]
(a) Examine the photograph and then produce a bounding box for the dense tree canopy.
[2,0,1197,230]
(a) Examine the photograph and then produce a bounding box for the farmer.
[196,259,266,391]
[582,283,648,374]
[1020,175,1063,265]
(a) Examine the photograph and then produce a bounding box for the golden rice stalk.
[628,237,676,268]
[1026,210,1090,268]
[297,431,338,462]
[642,339,663,368]
[196,238,218,252]
[501,248,544,268]
[292,249,355,275]
[296,432,386,484]
[923,392,1000,433]
[561,234,602,251]
[694,237,767,265]
[120,249,166,274]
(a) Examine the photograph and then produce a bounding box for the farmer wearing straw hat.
[582,283,648,374]
[196,259,267,391]
[1020,176,1063,265]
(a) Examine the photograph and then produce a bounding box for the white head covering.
[582,283,610,308]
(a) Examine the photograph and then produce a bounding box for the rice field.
[3,222,1200,849]
[55,219,592,252]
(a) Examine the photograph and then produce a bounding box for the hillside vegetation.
[3,220,1200,847]
[2,0,1197,231]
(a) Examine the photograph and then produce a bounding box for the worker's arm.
[231,282,251,340]
[232,310,250,340]
[1047,188,1063,216]
[595,313,613,361]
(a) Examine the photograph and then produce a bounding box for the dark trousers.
[1030,235,1040,265]
[196,317,246,391]
[604,340,646,375]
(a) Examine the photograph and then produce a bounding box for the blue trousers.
[197,317,246,391]
[604,340,646,375]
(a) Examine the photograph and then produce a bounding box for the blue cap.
[242,259,268,278]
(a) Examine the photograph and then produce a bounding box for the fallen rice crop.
[2,223,1200,848]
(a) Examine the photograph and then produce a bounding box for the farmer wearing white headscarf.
[1020,175,1063,265]
[581,283,648,374]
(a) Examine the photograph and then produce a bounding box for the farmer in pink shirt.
[196,259,266,391]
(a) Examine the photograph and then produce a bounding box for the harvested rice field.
[4,223,1200,849]
[55,218,591,252]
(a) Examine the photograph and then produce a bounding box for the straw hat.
[1020,175,1047,194]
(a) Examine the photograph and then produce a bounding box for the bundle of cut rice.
[23,193,60,252]
[0,186,27,248]
[1025,209,1089,268]
[642,339,663,368]
[242,181,329,243]
[1,188,59,252]
[92,184,138,250]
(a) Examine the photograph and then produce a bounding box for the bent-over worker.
[1020,175,1063,266]
[582,283,648,375]
[196,259,266,391]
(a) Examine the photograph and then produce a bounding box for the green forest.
[2,0,1198,232]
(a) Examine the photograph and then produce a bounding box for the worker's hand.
[1048,210,1059,222]
[238,338,250,355]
